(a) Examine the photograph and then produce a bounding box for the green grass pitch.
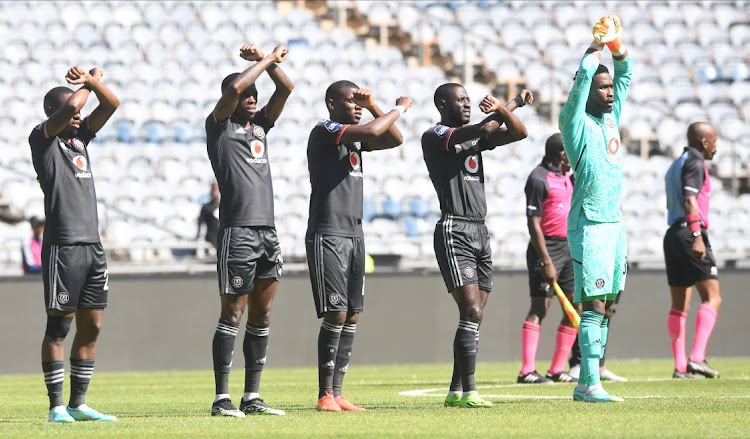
[1,358,748,438]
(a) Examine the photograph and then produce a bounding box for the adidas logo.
[338,365,348,373]
[322,360,335,369]
[256,356,266,365]
[235,128,245,134]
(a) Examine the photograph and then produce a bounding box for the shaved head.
[687,122,716,148]
[43,86,73,116]
[687,121,718,160]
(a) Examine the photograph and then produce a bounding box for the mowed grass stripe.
[0,358,748,438]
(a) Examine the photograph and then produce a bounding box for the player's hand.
[592,15,620,44]
[479,95,502,113]
[691,234,707,259]
[518,89,534,106]
[65,66,91,85]
[542,261,557,286]
[89,67,103,81]
[271,45,288,63]
[395,96,413,111]
[353,89,375,109]
[239,43,264,61]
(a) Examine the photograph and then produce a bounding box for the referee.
[664,121,723,379]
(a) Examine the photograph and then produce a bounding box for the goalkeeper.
[558,15,632,403]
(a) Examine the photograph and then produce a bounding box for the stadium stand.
[0,0,748,274]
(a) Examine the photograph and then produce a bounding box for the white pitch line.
[400,377,750,399]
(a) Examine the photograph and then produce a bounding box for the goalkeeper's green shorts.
[568,217,627,302]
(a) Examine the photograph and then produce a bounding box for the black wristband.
[514,95,525,107]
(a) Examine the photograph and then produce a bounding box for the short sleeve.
[252,106,275,133]
[422,124,456,153]
[319,120,350,145]
[205,113,226,141]
[524,170,548,217]
[28,122,54,152]
[681,156,705,198]
[77,116,97,145]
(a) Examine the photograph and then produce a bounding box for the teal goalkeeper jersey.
[559,52,633,228]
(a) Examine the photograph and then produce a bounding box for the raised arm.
[212,44,277,122]
[80,67,120,134]
[44,67,93,138]
[263,46,294,124]
[337,91,412,145]
[480,93,530,147]
[356,90,407,150]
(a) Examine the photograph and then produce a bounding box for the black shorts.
[305,233,365,318]
[433,214,492,293]
[42,243,109,312]
[664,223,718,287]
[526,237,574,298]
[217,226,282,295]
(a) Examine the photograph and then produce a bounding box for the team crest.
[606,117,615,128]
[249,140,265,158]
[231,276,243,289]
[464,266,475,278]
[329,292,341,305]
[73,155,87,171]
[710,266,718,276]
[464,155,479,174]
[253,126,265,139]
[71,138,84,151]
[349,151,361,170]
[595,278,605,288]
[58,291,69,304]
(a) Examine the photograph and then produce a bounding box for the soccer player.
[422,84,531,408]
[206,44,293,417]
[664,121,723,379]
[558,15,632,402]
[306,81,412,412]
[519,133,579,384]
[29,66,120,422]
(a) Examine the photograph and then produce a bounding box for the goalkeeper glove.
[593,15,626,57]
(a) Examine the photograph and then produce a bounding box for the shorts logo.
[253,126,265,139]
[325,121,342,133]
[231,276,243,289]
[73,155,87,171]
[606,117,615,129]
[435,125,450,136]
[607,138,620,155]
[249,140,265,158]
[349,151,361,170]
[329,292,341,305]
[58,291,70,305]
[710,266,718,275]
[464,266,475,278]
[71,138,84,151]
[464,155,479,174]
[595,278,605,288]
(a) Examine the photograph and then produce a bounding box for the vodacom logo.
[608,138,620,155]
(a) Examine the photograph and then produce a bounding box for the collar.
[684,145,705,160]
[542,159,564,176]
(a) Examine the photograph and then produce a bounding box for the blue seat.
[382,197,402,219]
[404,216,420,237]
[144,120,168,143]
[116,120,136,143]
[363,198,377,222]
[407,197,430,218]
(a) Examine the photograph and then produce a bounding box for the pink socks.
[521,321,541,375]
[668,308,687,372]
[690,304,717,363]
[549,325,578,375]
